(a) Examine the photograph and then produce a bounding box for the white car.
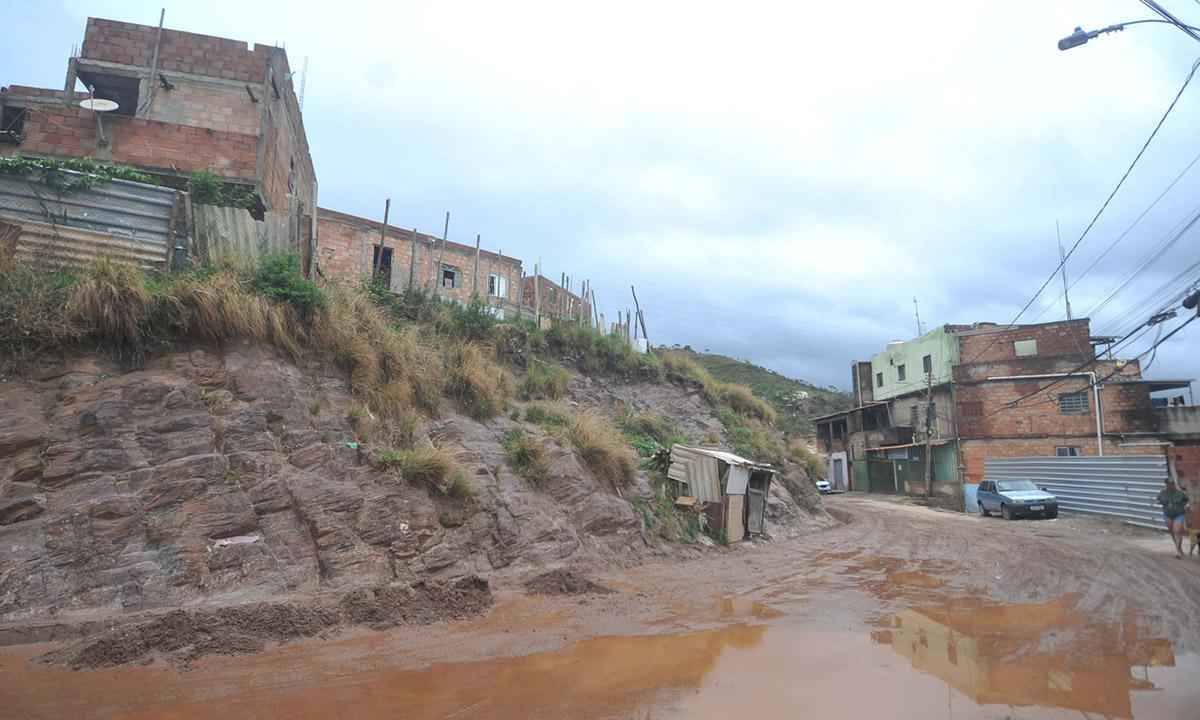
[815,479,831,494]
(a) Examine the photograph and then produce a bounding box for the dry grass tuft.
[68,259,151,363]
[519,359,570,400]
[716,383,778,425]
[661,350,776,425]
[313,283,445,418]
[444,341,513,420]
[502,428,550,486]
[377,444,467,496]
[568,410,637,488]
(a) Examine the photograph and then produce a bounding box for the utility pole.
[431,211,449,296]
[1057,221,1073,321]
[912,297,923,337]
[923,369,935,498]
[373,198,390,278]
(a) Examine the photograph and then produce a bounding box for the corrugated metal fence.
[0,174,180,269]
[984,456,1169,530]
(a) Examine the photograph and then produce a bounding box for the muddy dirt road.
[4,495,1199,719]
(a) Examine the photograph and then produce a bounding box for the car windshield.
[997,480,1038,492]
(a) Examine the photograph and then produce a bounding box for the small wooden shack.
[666,445,776,542]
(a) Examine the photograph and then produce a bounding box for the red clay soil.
[42,576,491,670]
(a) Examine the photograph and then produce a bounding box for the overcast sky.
[6,1,1200,392]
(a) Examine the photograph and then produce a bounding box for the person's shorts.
[1164,513,1186,526]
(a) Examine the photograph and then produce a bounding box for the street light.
[1058,19,1200,51]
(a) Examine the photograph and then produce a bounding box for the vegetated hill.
[0,253,830,657]
[676,348,852,436]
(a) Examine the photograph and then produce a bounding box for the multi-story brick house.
[316,209,523,311]
[815,318,1192,507]
[1,17,316,266]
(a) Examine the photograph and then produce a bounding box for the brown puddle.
[2,593,1197,719]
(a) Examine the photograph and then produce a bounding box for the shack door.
[746,472,771,535]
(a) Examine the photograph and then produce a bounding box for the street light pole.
[1058,17,1200,50]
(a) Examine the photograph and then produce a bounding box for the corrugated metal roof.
[667,445,776,504]
[667,446,722,502]
[672,445,775,470]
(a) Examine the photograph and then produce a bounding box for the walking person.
[1156,477,1191,559]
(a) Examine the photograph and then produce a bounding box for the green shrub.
[520,359,570,400]
[441,295,497,342]
[524,402,572,431]
[253,252,325,314]
[188,170,258,210]
[0,260,79,371]
[502,428,550,485]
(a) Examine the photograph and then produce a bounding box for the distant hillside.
[677,348,852,436]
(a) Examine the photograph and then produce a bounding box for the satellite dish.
[79,98,119,112]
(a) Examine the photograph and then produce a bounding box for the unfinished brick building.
[816,318,1192,506]
[1,17,316,266]
[317,209,523,311]
[522,274,592,324]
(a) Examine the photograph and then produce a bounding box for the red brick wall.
[82,18,269,83]
[2,90,256,179]
[955,360,1151,440]
[259,53,316,216]
[957,319,1092,366]
[316,211,523,306]
[1171,442,1200,528]
[522,275,591,320]
[961,437,1167,485]
[107,116,257,178]
[0,102,98,159]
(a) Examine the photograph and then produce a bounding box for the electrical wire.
[1083,204,1200,320]
[1103,256,1200,337]
[1030,148,1200,323]
[962,55,1200,366]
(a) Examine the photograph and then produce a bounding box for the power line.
[1083,203,1200,320]
[963,55,1200,366]
[1030,148,1200,323]
[1103,255,1200,337]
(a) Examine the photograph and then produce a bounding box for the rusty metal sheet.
[7,219,168,270]
[667,446,722,503]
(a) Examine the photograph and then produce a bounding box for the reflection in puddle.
[872,595,1176,719]
[3,593,1197,719]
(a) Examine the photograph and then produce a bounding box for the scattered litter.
[344,441,360,449]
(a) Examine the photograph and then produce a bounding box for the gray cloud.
[5,0,1198,392]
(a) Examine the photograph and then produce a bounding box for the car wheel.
[1001,504,1013,521]
[978,501,990,517]
[1045,509,1058,519]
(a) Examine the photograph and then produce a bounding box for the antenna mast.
[299,56,309,110]
[912,297,924,337]
[1057,220,1073,321]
